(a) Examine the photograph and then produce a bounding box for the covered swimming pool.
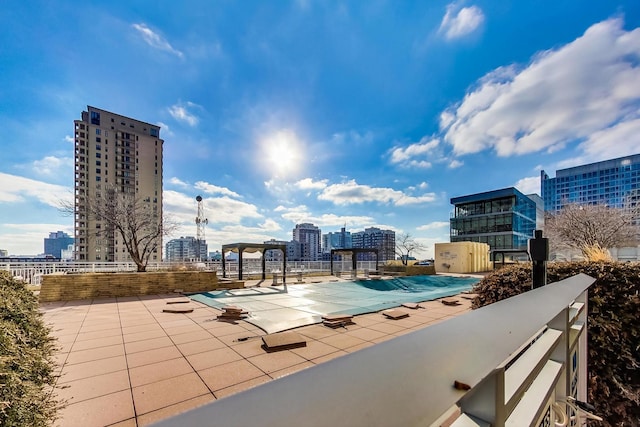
[189,275,479,333]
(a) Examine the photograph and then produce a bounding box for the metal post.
[530,229,549,289]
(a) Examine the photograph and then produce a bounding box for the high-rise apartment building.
[351,227,395,262]
[292,223,321,261]
[541,154,640,212]
[74,106,163,262]
[322,227,352,253]
[450,188,538,250]
[165,236,208,262]
[44,231,74,259]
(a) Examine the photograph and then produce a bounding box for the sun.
[262,129,303,177]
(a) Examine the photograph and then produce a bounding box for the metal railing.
[2,260,381,285]
[151,273,595,427]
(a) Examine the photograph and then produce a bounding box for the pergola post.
[261,251,266,280]
[222,252,226,278]
[238,248,244,280]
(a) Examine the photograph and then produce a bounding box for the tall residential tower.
[74,106,163,262]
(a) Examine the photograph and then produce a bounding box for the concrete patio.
[42,277,473,426]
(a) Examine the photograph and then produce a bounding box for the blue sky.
[1,1,640,257]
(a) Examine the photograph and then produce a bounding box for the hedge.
[472,262,640,426]
[0,270,61,426]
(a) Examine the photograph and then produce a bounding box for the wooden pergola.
[329,248,379,275]
[221,243,287,282]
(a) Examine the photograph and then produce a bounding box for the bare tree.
[395,233,426,265]
[61,187,178,272]
[545,203,639,259]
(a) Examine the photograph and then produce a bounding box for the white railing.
[151,273,595,427]
[3,260,381,285]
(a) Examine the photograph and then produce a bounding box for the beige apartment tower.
[74,106,163,262]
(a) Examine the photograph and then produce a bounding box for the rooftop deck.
[43,276,473,427]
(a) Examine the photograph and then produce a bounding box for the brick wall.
[39,271,242,302]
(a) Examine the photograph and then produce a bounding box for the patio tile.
[57,370,130,404]
[186,347,243,371]
[230,339,266,359]
[136,394,216,427]
[213,375,272,399]
[344,328,388,342]
[217,330,263,346]
[65,344,125,365]
[71,334,124,352]
[79,322,122,333]
[169,330,213,345]
[74,328,122,342]
[319,333,367,350]
[163,324,204,336]
[310,350,348,364]
[291,340,340,360]
[247,350,308,374]
[121,323,164,335]
[58,355,127,384]
[367,322,406,335]
[132,372,210,416]
[124,336,174,354]
[126,346,184,369]
[176,336,227,356]
[344,342,375,353]
[199,359,265,392]
[122,328,168,343]
[297,324,339,340]
[54,389,134,427]
[107,418,137,427]
[129,357,194,387]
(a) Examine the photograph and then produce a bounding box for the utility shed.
[435,241,491,274]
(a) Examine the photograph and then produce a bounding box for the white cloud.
[294,178,328,190]
[449,159,464,168]
[0,172,72,207]
[194,181,241,198]
[439,2,485,40]
[273,205,374,228]
[64,135,74,143]
[389,137,442,169]
[260,219,282,231]
[416,221,450,231]
[157,121,173,137]
[31,156,74,177]
[318,179,436,206]
[168,102,199,126]
[575,118,640,165]
[514,176,541,195]
[132,23,184,58]
[440,19,640,162]
[168,177,190,188]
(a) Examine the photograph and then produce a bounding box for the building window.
[96,129,101,135]
[96,176,101,182]
[90,111,100,125]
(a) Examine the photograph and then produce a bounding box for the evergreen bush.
[0,270,61,426]
[472,262,640,426]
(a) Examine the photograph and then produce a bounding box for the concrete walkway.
[42,278,473,426]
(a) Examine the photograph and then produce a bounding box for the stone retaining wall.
[39,271,241,302]
[382,265,436,276]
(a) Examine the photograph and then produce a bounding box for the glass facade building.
[450,187,538,250]
[541,154,640,212]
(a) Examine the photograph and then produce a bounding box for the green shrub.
[0,270,61,426]
[472,262,640,426]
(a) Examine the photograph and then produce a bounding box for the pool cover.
[189,276,479,334]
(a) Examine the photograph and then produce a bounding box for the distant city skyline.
[1,1,639,258]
